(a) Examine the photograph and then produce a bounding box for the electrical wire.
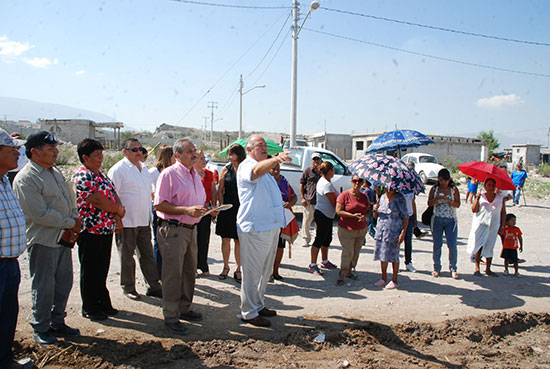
[322,7,550,47]
[169,0,289,10]
[218,81,240,115]
[251,26,292,86]
[176,9,290,124]
[303,28,550,78]
[245,10,292,79]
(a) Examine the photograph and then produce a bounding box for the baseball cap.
[311,153,322,160]
[25,131,61,150]
[0,128,26,147]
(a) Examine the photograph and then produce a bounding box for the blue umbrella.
[366,129,434,154]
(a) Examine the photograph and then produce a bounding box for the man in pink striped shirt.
[154,138,207,336]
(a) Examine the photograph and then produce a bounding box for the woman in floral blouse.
[72,139,125,321]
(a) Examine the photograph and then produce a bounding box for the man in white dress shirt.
[108,138,162,300]
[237,135,291,327]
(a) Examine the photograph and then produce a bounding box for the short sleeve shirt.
[72,165,117,235]
[236,157,285,233]
[337,190,369,230]
[502,226,522,249]
[511,170,528,187]
[277,175,295,202]
[315,177,338,219]
[0,176,27,257]
[201,169,214,204]
[300,166,321,204]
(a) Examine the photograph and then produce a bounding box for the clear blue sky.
[1,0,549,146]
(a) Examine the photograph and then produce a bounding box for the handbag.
[421,206,433,226]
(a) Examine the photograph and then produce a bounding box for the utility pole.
[239,75,244,140]
[208,102,218,147]
[203,117,209,141]
[289,0,299,148]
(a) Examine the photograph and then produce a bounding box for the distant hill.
[0,96,115,123]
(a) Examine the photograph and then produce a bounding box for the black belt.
[158,218,196,229]
[0,256,18,261]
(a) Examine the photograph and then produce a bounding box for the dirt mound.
[15,311,550,368]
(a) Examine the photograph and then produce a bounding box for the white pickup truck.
[206,146,353,208]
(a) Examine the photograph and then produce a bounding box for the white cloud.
[23,57,59,68]
[476,94,524,109]
[75,69,86,75]
[0,35,32,57]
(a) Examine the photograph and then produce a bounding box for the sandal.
[218,267,230,280]
[336,279,345,286]
[432,271,440,278]
[473,271,482,277]
[234,270,242,284]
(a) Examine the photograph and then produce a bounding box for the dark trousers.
[152,207,162,277]
[0,259,20,369]
[77,231,114,314]
[196,214,212,273]
[404,214,415,265]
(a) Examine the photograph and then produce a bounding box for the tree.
[477,130,499,157]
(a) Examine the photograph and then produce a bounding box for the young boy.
[466,177,478,203]
[501,213,523,276]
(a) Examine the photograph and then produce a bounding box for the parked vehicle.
[401,153,445,184]
[283,138,308,149]
[207,146,353,208]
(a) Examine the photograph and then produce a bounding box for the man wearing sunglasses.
[13,131,81,346]
[108,138,162,301]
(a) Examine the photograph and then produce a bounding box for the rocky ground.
[13,188,550,368]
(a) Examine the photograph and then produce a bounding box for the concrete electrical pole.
[208,101,218,147]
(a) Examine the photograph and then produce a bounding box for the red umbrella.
[457,161,515,190]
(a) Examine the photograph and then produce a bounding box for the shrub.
[102,150,124,172]
[56,143,79,166]
[441,155,461,174]
[538,164,550,177]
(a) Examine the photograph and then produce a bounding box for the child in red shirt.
[500,213,523,277]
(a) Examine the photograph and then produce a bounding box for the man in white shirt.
[237,135,291,327]
[108,138,162,300]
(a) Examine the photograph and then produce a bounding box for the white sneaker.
[503,270,509,276]
[406,263,417,273]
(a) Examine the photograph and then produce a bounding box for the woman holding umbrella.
[466,178,507,277]
[373,188,409,289]
[348,154,424,289]
[458,161,513,277]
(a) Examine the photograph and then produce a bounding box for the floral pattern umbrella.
[349,154,425,194]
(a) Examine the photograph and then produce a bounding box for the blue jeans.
[513,187,522,205]
[404,214,415,265]
[432,216,458,272]
[0,259,20,369]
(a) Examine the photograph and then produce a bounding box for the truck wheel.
[419,171,428,184]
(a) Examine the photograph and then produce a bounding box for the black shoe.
[180,310,203,321]
[82,310,108,321]
[258,307,277,317]
[33,331,58,346]
[145,288,163,298]
[103,307,119,316]
[241,316,271,327]
[165,321,189,335]
[48,323,80,337]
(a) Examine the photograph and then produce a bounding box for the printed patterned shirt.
[72,165,117,235]
[0,175,27,257]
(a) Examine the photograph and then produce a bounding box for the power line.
[169,0,289,10]
[303,28,550,78]
[245,10,292,79]
[322,7,550,47]
[176,9,290,124]
[251,26,292,86]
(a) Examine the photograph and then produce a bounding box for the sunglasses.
[351,179,363,184]
[126,146,143,153]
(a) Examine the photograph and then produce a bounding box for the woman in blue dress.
[373,189,409,289]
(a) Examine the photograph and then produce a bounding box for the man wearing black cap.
[13,131,81,346]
